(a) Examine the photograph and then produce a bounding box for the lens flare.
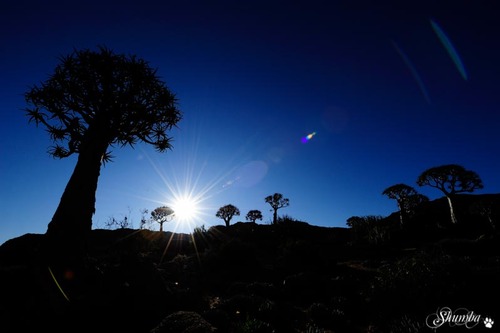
[392,40,431,104]
[48,266,70,301]
[301,132,317,143]
[430,19,468,81]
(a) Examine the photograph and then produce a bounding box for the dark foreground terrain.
[1,194,499,333]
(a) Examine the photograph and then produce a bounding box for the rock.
[150,311,216,333]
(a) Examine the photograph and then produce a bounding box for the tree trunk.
[159,222,163,232]
[447,195,458,224]
[46,134,108,249]
[397,201,405,227]
[273,209,278,225]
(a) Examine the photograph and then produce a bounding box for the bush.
[372,251,454,317]
[346,215,393,245]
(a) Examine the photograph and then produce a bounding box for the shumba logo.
[426,307,494,330]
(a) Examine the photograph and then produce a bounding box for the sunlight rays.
[138,137,245,236]
[144,153,229,228]
[171,195,200,221]
[137,133,261,264]
[109,114,268,264]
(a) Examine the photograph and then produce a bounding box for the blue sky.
[1,1,499,244]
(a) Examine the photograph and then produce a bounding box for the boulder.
[151,311,216,333]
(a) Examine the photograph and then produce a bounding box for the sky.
[1,0,499,245]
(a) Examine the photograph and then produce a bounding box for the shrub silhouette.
[469,198,498,231]
[275,214,300,225]
[24,46,181,247]
[104,215,132,229]
[346,215,394,245]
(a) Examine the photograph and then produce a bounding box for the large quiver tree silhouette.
[416,164,483,224]
[25,46,181,245]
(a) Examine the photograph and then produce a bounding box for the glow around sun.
[143,141,237,231]
[171,195,200,222]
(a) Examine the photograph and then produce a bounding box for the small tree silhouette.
[139,208,152,230]
[382,184,428,227]
[246,210,263,223]
[151,206,175,232]
[265,193,289,224]
[25,46,181,245]
[417,164,483,224]
[216,204,240,227]
[104,216,132,229]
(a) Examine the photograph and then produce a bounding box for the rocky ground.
[1,195,499,333]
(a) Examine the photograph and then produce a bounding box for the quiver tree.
[151,206,175,232]
[417,164,483,224]
[265,192,289,224]
[25,46,181,244]
[382,184,428,227]
[246,210,263,223]
[216,204,240,227]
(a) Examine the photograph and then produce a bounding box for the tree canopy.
[216,204,240,227]
[151,206,175,232]
[26,46,181,160]
[246,210,263,223]
[417,164,483,223]
[25,46,181,245]
[382,184,418,201]
[416,164,483,196]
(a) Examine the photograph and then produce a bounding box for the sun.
[171,195,200,223]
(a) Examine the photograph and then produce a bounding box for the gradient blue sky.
[1,1,499,245]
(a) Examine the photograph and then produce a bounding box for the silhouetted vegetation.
[470,198,498,231]
[265,193,290,225]
[417,164,483,224]
[6,25,497,333]
[104,215,132,229]
[139,208,153,230]
[1,192,500,332]
[246,210,263,223]
[24,46,181,248]
[382,184,428,227]
[345,215,392,245]
[216,204,241,227]
[151,206,175,232]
